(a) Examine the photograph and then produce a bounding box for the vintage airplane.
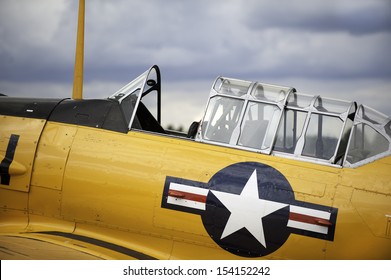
[1,1,390,260]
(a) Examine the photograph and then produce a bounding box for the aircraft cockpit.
[108,65,165,134]
[196,76,391,168]
[106,65,390,168]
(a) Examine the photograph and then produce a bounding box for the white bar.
[2,260,390,280]
[290,205,331,220]
[169,183,209,196]
[167,196,206,210]
[287,220,328,234]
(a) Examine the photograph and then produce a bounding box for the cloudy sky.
[1,0,390,129]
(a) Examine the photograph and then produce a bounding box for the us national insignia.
[161,162,338,257]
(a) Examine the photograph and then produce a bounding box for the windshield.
[108,65,161,130]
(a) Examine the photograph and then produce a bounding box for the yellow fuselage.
[1,114,390,259]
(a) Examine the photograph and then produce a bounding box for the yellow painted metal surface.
[0,116,46,192]
[327,156,391,259]
[0,201,28,233]
[28,186,63,219]
[1,119,390,259]
[0,233,113,260]
[31,123,77,190]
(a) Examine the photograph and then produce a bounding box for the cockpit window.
[238,102,281,150]
[202,96,244,144]
[302,114,343,160]
[197,77,291,154]
[214,78,251,97]
[251,83,287,103]
[273,94,356,164]
[346,123,389,164]
[120,91,140,129]
[274,109,307,153]
[344,105,391,167]
[108,65,163,133]
[286,92,313,109]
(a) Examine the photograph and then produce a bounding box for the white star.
[211,170,288,248]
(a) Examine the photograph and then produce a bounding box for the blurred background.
[1,0,390,130]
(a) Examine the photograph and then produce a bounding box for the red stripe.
[289,212,332,227]
[168,189,206,203]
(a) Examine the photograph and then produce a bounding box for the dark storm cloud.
[1,0,390,85]
[0,0,390,119]
[0,0,76,82]
[80,0,391,83]
[235,0,391,81]
[244,0,391,35]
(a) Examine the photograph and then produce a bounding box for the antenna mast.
[72,0,85,100]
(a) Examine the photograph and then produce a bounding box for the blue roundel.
[201,162,294,257]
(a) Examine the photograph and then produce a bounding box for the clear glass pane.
[214,78,250,97]
[314,97,352,114]
[120,90,139,127]
[202,96,244,144]
[238,102,281,150]
[357,105,389,126]
[287,92,313,109]
[302,114,343,160]
[251,83,289,103]
[141,90,158,121]
[334,104,356,164]
[273,110,308,153]
[109,70,147,101]
[346,123,389,164]
[386,120,391,138]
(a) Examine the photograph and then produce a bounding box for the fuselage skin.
[1,107,390,259]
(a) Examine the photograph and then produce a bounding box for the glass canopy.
[196,76,390,167]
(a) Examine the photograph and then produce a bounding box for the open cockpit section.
[103,65,389,168]
[195,76,391,167]
[108,65,165,134]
